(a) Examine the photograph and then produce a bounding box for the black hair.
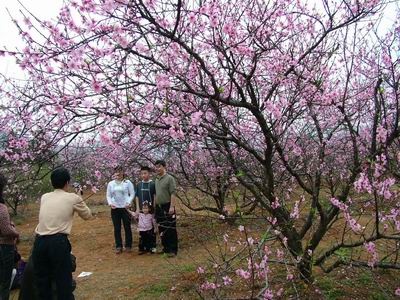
[114,165,125,179]
[0,173,6,204]
[114,165,123,171]
[51,167,71,189]
[154,160,166,167]
[141,201,153,213]
[140,166,151,172]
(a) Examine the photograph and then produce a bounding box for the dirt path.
[14,205,204,300]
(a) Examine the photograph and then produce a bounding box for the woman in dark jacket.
[0,173,19,300]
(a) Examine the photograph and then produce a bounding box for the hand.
[168,206,175,215]
[154,227,158,234]
[125,204,130,209]
[110,204,116,209]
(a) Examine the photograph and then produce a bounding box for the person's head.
[140,166,151,181]
[113,166,124,181]
[154,160,166,176]
[0,173,7,204]
[51,167,71,190]
[142,202,150,214]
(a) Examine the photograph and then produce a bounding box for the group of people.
[106,160,178,256]
[0,159,178,300]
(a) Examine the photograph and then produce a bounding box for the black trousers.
[155,203,178,254]
[0,244,14,300]
[31,234,74,300]
[139,230,156,251]
[111,208,132,249]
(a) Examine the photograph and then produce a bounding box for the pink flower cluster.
[330,198,362,232]
[364,242,378,268]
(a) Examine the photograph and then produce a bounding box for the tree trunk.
[298,255,313,282]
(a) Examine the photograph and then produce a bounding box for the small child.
[130,202,157,254]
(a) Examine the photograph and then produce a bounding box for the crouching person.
[18,253,77,300]
[32,167,92,300]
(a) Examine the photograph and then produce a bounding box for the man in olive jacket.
[154,160,178,256]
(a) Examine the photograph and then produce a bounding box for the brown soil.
[8,191,400,300]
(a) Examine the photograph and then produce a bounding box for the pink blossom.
[188,13,197,24]
[191,111,203,126]
[376,124,387,143]
[94,170,102,180]
[290,201,300,219]
[156,74,170,90]
[91,80,102,93]
[271,199,280,209]
[223,233,229,243]
[235,268,251,280]
[200,281,217,290]
[222,276,232,286]
[133,126,141,137]
[197,266,205,274]
[263,289,274,300]
[354,172,372,194]
[364,242,378,267]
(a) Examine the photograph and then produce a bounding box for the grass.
[177,263,196,273]
[369,291,389,300]
[318,277,346,300]
[357,272,373,285]
[134,283,169,300]
[334,247,351,262]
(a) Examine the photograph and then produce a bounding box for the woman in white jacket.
[107,166,134,254]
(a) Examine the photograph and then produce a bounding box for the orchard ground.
[9,190,399,300]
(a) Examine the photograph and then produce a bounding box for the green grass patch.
[369,291,389,300]
[134,282,169,299]
[318,277,346,300]
[357,272,373,285]
[334,248,351,261]
[178,263,196,273]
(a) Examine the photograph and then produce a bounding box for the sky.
[0,0,63,79]
[0,0,398,80]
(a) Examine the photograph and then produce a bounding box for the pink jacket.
[136,212,157,232]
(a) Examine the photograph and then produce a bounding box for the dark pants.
[0,244,14,300]
[155,203,178,254]
[31,234,74,300]
[111,208,132,249]
[19,255,76,300]
[139,230,156,252]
